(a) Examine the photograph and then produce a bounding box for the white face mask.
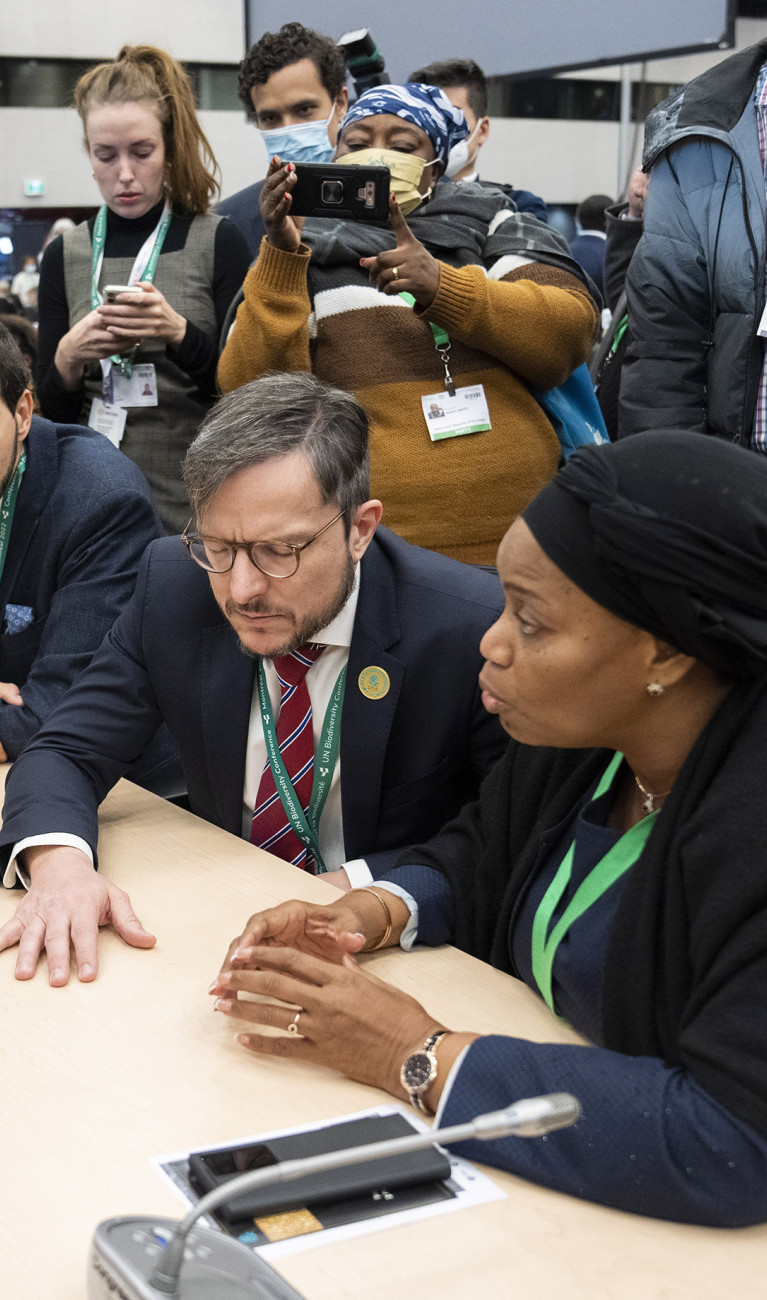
[259,106,337,164]
[445,120,483,180]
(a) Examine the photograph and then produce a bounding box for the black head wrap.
[522,430,767,679]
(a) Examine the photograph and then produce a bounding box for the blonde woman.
[37,45,250,531]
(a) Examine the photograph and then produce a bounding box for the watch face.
[403,1052,433,1090]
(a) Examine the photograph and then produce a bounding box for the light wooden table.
[0,778,763,1300]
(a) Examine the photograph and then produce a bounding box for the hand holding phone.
[103,285,145,303]
[260,157,306,254]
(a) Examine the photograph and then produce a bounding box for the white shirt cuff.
[342,858,373,888]
[369,880,419,950]
[433,1044,472,1125]
[3,834,94,889]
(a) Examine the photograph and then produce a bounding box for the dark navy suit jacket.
[569,232,606,300]
[218,183,266,261]
[0,526,506,873]
[0,416,161,759]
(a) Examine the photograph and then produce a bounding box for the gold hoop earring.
[646,682,665,698]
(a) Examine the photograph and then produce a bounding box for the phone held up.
[289,163,390,222]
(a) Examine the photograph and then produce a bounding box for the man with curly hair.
[218,22,348,258]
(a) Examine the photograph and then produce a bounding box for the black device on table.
[187,1112,451,1222]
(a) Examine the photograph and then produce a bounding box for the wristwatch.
[400,1030,449,1112]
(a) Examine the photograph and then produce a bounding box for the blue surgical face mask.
[258,107,336,164]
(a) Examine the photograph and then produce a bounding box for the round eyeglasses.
[181,509,346,578]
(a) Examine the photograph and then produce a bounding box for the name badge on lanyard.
[399,291,492,441]
[421,385,491,440]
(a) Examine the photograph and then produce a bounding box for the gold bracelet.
[348,887,393,950]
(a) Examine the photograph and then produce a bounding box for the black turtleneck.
[37,200,250,424]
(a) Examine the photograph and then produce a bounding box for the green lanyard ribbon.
[0,452,26,587]
[530,752,658,1015]
[256,660,347,874]
[399,291,456,395]
[91,201,172,378]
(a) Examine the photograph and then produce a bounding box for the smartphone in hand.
[103,285,144,302]
[289,163,390,222]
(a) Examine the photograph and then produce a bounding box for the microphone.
[88,1093,580,1300]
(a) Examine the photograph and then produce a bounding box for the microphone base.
[88,1216,307,1300]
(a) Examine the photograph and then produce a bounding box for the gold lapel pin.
[358,666,390,700]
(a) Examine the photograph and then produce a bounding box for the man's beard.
[231,551,357,660]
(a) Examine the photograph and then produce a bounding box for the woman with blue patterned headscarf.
[340,82,468,160]
[332,83,468,218]
[219,83,600,566]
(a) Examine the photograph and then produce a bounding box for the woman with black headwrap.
[211,430,767,1226]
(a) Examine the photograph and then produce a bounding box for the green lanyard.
[399,291,456,395]
[530,752,658,1015]
[0,452,26,586]
[90,201,172,378]
[256,661,347,874]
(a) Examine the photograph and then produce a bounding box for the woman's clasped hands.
[209,895,444,1099]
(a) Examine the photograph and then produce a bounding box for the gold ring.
[391,266,399,280]
[287,1011,302,1035]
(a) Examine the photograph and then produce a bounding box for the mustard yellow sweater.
[219,239,598,564]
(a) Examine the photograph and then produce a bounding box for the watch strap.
[401,1030,449,1112]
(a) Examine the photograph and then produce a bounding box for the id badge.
[111,363,158,408]
[88,398,127,447]
[421,385,491,442]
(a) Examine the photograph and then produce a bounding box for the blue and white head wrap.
[339,83,468,164]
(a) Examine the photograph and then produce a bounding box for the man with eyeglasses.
[0,372,506,985]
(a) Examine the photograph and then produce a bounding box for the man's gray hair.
[183,372,370,524]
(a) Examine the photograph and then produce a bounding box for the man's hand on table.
[0,845,156,984]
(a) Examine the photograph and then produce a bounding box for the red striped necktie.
[250,643,325,870]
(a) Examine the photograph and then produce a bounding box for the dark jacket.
[218,182,266,262]
[0,416,161,759]
[473,178,548,225]
[0,527,506,874]
[602,201,643,313]
[568,231,606,299]
[621,40,767,443]
[393,674,767,1146]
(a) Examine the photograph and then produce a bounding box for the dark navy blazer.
[0,416,161,759]
[0,526,506,872]
[218,183,266,261]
